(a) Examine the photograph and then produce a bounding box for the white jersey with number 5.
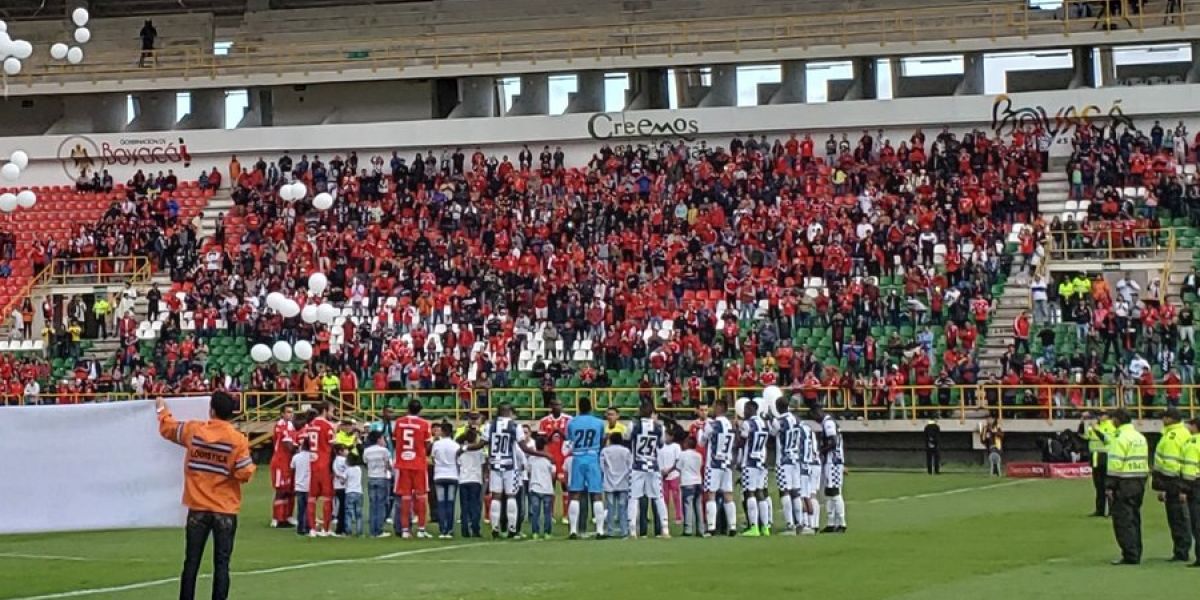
[704,416,736,469]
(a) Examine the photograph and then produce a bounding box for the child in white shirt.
[332,446,349,536]
[678,437,704,536]
[659,430,683,525]
[527,437,558,539]
[431,423,461,538]
[291,441,313,536]
[344,458,364,537]
[600,433,633,538]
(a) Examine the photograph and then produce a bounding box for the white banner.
[0,396,212,534]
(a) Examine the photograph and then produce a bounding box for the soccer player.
[269,405,296,528]
[703,399,738,537]
[629,401,670,539]
[538,399,572,521]
[472,402,540,538]
[799,407,822,534]
[393,399,433,539]
[566,397,607,539]
[301,402,337,537]
[738,399,771,536]
[812,402,847,533]
[770,395,804,535]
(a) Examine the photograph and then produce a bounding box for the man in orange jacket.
[157,392,255,600]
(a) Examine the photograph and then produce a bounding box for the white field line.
[858,479,1031,504]
[5,542,489,600]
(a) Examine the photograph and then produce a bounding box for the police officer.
[1081,411,1117,516]
[1153,408,1193,562]
[1106,408,1148,565]
[1180,418,1200,567]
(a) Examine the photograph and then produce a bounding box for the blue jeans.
[367,478,389,537]
[345,492,363,537]
[459,482,482,537]
[605,491,629,538]
[529,492,554,535]
[295,491,310,535]
[434,480,458,535]
[681,485,702,535]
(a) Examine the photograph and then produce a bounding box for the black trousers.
[181,510,238,600]
[1091,455,1108,515]
[1109,477,1144,563]
[925,448,941,475]
[335,489,347,535]
[1189,481,1200,563]
[1163,481,1193,560]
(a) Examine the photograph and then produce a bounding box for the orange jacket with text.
[158,407,255,514]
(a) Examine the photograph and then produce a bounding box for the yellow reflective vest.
[1181,435,1199,482]
[1085,419,1117,466]
[1154,422,1192,478]
[1107,423,1149,478]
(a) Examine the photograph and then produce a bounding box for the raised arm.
[156,397,187,446]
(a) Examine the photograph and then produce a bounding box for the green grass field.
[0,472,1191,600]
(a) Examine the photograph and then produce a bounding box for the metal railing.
[0,256,154,329]
[1048,228,1177,264]
[7,383,1196,424]
[5,1,1195,86]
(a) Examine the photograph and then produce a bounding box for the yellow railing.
[11,383,1195,424]
[5,1,1195,86]
[1048,228,1176,264]
[0,256,154,327]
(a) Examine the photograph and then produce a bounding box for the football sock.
[745,498,758,530]
[833,496,846,527]
[490,498,502,531]
[627,498,640,534]
[273,492,286,522]
[810,499,821,529]
[399,497,412,532]
[592,500,606,536]
[568,500,581,535]
[826,497,837,527]
[705,500,718,531]
[306,496,317,530]
[654,497,669,531]
[723,502,737,532]
[414,494,428,528]
[782,496,795,529]
[505,498,518,532]
[322,498,333,531]
[758,499,772,529]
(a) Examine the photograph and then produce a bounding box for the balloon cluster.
[50,8,91,65]
[251,272,337,363]
[0,150,36,213]
[0,20,35,76]
[277,180,307,202]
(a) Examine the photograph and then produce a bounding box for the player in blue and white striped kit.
[702,399,738,537]
[738,399,771,537]
[566,397,607,539]
[811,403,846,533]
[770,396,806,535]
[629,401,670,539]
[798,407,823,534]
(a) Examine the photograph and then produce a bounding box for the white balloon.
[762,385,783,417]
[278,183,294,201]
[308,272,328,294]
[265,291,286,311]
[72,8,90,27]
[2,58,20,76]
[316,303,338,324]
[293,340,314,361]
[300,304,319,324]
[0,20,7,33]
[15,190,35,208]
[9,150,28,169]
[312,192,333,211]
[272,340,293,362]
[290,181,307,200]
[250,344,272,363]
[67,46,83,64]
[73,28,91,45]
[11,40,31,60]
[0,163,19,182]
[279,299,301,318]
[50,43,68,60]
[735,397,749,419]
[0,193,16,213]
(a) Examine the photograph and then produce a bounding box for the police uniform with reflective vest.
[1180,434,1200,566]
[1107,423,1149,564]
[1153,421,1193,561]
[320,374,340,402]
[1083,418,1117,516]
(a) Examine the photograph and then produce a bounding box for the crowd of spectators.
[6,126,1054,413]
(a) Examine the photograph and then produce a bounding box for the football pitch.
[0,471,1190,600]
